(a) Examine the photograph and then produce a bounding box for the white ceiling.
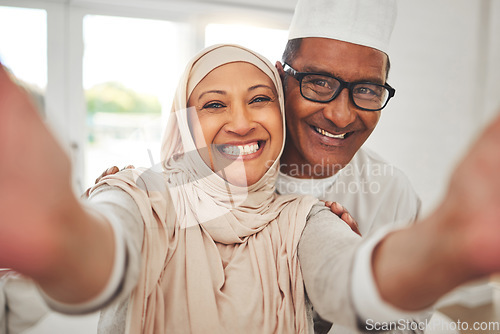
[67,0,298,12]
[197,0,298,11]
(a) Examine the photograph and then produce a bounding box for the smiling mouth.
[314,126,351,139]
[218,141,264,156]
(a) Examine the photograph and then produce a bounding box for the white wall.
[365,0,500,215]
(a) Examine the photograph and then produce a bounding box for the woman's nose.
[225,104,255,136]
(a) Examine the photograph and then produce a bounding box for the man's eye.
[354,86,377,96]
[202,101,225,109]
[303,76,333,90]
[357,87,373,94]
[311,79,330,88]
[250,96,272,104]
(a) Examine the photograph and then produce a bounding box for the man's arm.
[373,112,500,310]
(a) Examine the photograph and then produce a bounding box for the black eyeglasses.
[283,63,395,111]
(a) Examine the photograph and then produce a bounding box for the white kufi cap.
[288,0,397,54]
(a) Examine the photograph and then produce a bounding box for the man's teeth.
[315,127,346,139]
[222,143,260,156]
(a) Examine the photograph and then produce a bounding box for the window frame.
[0,0,293,193]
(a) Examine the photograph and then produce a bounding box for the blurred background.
[1,0,499,333]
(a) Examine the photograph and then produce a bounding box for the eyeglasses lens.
[300,74,390,111]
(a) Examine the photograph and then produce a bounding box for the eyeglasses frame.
[283,63,396,112]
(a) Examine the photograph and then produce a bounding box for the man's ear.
[275,61,286,82]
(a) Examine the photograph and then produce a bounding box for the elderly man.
[275,0,419,237]
[275,1,422,332]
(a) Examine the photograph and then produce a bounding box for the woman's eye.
[250,96,272,104]
[202,101,226,109]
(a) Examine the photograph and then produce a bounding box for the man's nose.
[322,89,356,128]
[225,104,255,136]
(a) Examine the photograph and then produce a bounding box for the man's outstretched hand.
[442,113,500,276]
[372,111,500,311]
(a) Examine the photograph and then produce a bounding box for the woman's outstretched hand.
[0,65,74,274]
[0,66,114,304]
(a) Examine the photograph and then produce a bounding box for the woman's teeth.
[222,142,260,156]
[315,127,346,139]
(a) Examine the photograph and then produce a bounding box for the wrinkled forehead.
[187,45,278,99]
[291,37,389,82]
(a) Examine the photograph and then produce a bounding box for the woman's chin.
[218,170,263,187]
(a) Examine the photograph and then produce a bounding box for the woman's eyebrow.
[248,84,274,92]
[198,90,226,100]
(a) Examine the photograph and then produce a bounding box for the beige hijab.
[95,44,318,333]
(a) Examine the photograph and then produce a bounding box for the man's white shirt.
[277,147,421,236]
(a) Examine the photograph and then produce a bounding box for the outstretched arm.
[373,112,500,310]
[0,65,115,305]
